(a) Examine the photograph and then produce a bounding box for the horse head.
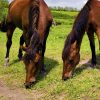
[23,30,43,88]
[62,40,80,80]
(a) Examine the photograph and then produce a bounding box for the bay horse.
[62,0,100,80]
[0,0,53,88]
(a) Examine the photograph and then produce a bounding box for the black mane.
[23,30,42,63]
[28,0,39,38]
[69,0,91,44]
[62,0,91,59]
[23,0,40,63]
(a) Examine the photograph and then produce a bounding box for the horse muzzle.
[24,81,36,89]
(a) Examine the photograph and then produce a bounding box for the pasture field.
[0,10,100,99]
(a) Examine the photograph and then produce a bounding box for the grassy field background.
[0,10,100,99]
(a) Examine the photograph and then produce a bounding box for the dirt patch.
[0,80,44,100]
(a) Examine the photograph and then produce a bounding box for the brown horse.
[62,0,100,80]
[0,0,53,88]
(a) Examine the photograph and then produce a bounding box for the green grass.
[0,10,100,99]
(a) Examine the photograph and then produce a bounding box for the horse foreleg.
[4,26,15,66]
[18,34,29,60]
[40,24,52,74]
[96,28,100,51]
[39,39,46,75]
[87,29,96,67]
[18,34,24,60]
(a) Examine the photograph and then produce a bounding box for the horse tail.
[0,18,8,32]
[28,0,39,38]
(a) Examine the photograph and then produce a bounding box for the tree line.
[0,0,8,21]
[0,0,79,21]
[49,6,79,11]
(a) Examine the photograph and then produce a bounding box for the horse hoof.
[4,58,9,67]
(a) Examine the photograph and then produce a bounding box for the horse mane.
[23,0,40,63]
[70,0,91,44]
[62,0,92,59]
[23,30,42,64]
[28,0,39,38]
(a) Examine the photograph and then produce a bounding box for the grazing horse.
[62,0,100,80]
[0,0,53,88]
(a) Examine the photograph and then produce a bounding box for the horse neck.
[69,28,85,53]
[69,0,91,50]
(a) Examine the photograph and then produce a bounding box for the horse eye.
[69,59,74,64]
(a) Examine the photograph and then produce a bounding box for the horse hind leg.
[4,25,15,66]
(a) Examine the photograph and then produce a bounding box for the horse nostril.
[25,84,31,89]
[63,77,70,81]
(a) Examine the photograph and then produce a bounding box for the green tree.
[0,0,8,21]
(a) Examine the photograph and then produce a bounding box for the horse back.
[7,0,31,29]
[7,0,52,31]
[88,0,100,27]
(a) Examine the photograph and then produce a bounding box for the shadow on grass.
[9,59,20,66]
[36,57,59,81]
[75,54,100,76]
[9,57,59,83]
